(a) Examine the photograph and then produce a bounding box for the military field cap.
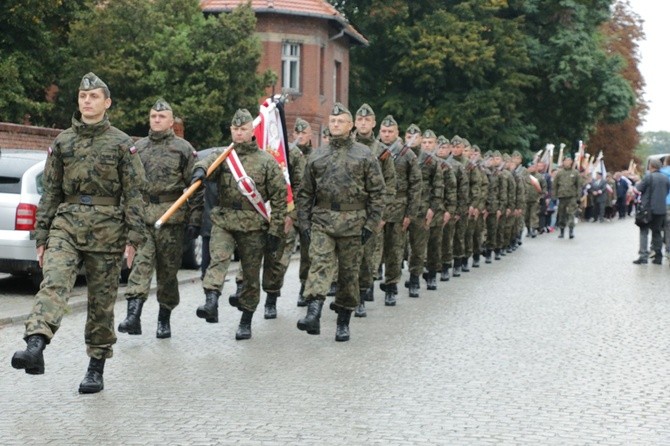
[502,153,511,162]
[492,150,502,158]
[406,124,421,135]
[380,115,397,127]
[462,138,471,148]
[231,108,253,126]
[356,103,375,117]
[331,102,352,119]
[152,99,172,112]
[322,128,331,137]
[472,145,481,153]
[483,150,492,158]
[79,72,109,92]
[437,135,448,146]
[512,150,522,158]
[294,117,310,132]
[451,135,464,146]
[422,129,436,139]
[563,154,572,160]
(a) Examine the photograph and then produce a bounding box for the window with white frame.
[282,42,301,92]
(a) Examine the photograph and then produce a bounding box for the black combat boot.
[461,257,470,273]
[472,254,481,268]
[297,283,307,307]
[452,258,462,277]
[11,334,46,375]
[229,281,243,306]
[326,281,338,296]
[494,249,501,260]
[653,250,663,265]
[559,228,565,238]
[235,310,254,340]
[440,263,450,281]
[78,357,105,394]
[354,289,367,318]
[569,227,575,239]
[425,270,437,290]
[364,285,374,302]
[374,264,383,281]
[408,274,420,298]
[335,309,353,342]
[117,297,144,335]
[485,249,492,264]
[384,283,398,306]
[530,228,537,238]
[264,292,279,319]
[156,306,171,339]
[196,290,220,323]
[297,299,323,335]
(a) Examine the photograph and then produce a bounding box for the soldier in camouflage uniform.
[292,118,313,307]
[191,109,287,340]
[11,73,147,394]
[483,151,502,263]
[511,151,527,248]
[296,103,385,342]
[117,99,200,340]
[497,154,515,258]
[353,104,396,317]
[405,126,443,297]
[553,156,582,239]
[377,116,422,306]
[524,163,547,237]
[434,136,458,282]
[461,141,482,271]
[444,136,470,277]
[468,145,489,267]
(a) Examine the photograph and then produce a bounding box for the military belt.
[143,192,182,204]
[64,195,119,206]
[220,200,256,211]
[315,201,366,211]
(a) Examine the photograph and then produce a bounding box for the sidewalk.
[0,264,239,328]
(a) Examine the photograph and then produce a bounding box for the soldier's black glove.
[186,225,200,240]
[301,228,311,246]
[361,227,373,245]
[265,233,282,254]
[190,167,206,185]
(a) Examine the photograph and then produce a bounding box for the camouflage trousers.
[496,215,508,249]
[303,228,363,310]
[453,217,467,258]
[382,222,405,285]
[372,229,384,277]
[441,219,456,264]
[557,198,578,229]
[203,227,266,312]
[426,224,443,272]
[467,216,484,258]
[525,200,540,230]
[359,226,382,291]
[24,235,123,360]
[124,223,183,310]
[485,214,499,251]
[407,217,429,276]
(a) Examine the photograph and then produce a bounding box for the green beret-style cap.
[294,117,310,132]
[380,115,397,127]
[502,153,511,162]
[563,154,572,160]
[231,108,253,127]
[462,138,471,148]
[422,129,436,139]
[437,135,448,146]
[152,99,172,112]
[472,144,481,153]
[512,150,522,158]
[492,150,502,158]
[331,102,352,118]
[79,72,109,93]
[483,150,492,158]
[356,103,375,117]
[406,124,421,135]
[451,135,464,146]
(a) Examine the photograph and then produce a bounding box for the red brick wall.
[0,123,61,152]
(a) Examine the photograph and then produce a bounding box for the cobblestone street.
[1,219,668,445]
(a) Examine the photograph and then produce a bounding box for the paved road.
[1,219,668,445]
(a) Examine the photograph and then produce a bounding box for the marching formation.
[10,73,594,394]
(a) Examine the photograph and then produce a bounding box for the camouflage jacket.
[296,141,313,157]
[413,148,444,222]
[194,140,287,237]
[33,113,146,252]
[499,168,515,210]
[380,137,422,222]
[356,133,397,219]
[553,167,582,198]
[526,172,547,202]
[136,129,200,226]
[286,144,306,222]
[485,168,501,212]
[297,135,385,237]
[435,157,458,215]
[445,156,469,216]
[513,165,527,209]
[475,165,489,211]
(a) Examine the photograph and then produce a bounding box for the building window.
[282,42,301,92]
[333,61,342,103]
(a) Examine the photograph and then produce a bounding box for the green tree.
[57,0,273,148]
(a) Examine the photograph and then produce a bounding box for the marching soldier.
[554,156,582,239]
[469,145,489,267]
[118,99,200,339]
[483,151,502,263]
[435,136,457,281]
[377,116,422,306]
[525,163,547,237]
[511,151,527,247]
[497,154,515,257]
[461,140,482,271]
[445,136,470,277]
[11,72,147,394]
[353,104,396,317]
[293,118,313,307]
[296,103,385,342]
[192,109,287,340]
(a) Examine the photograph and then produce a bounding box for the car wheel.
[181,236,202,270]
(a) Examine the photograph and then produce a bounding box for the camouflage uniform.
[497,156,515,251]
[196,113,287,314]
[470,156,489,264]
[512,154,528,242]
[297,115,385,311]
[554,163,582,232]
[484,154,502,260]
[124,101,199,313]
[442,149,469,273]
[434,145,457,278]
[24,74,146,361]
[525,169,547,233]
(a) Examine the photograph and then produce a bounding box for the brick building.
[201,0,368,145]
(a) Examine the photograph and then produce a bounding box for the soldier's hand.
[186,225,200,240]
[361,227,373,245]
[265,233,282,254]
[443,212,451,225]
[425,208,435,228]
[125,244,136,268]
[36,245,45,268]
[284,216,294,234]
[190,167,206,185]
[402,217,411,231]
[301,228,311,245]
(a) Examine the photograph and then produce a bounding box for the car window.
[0,176,21,194]
[36,172,44,195]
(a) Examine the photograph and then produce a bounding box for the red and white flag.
[254,97,294,211]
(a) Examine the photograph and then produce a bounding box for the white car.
[0,149,46,288]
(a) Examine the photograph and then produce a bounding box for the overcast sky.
[627,0,669,132]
